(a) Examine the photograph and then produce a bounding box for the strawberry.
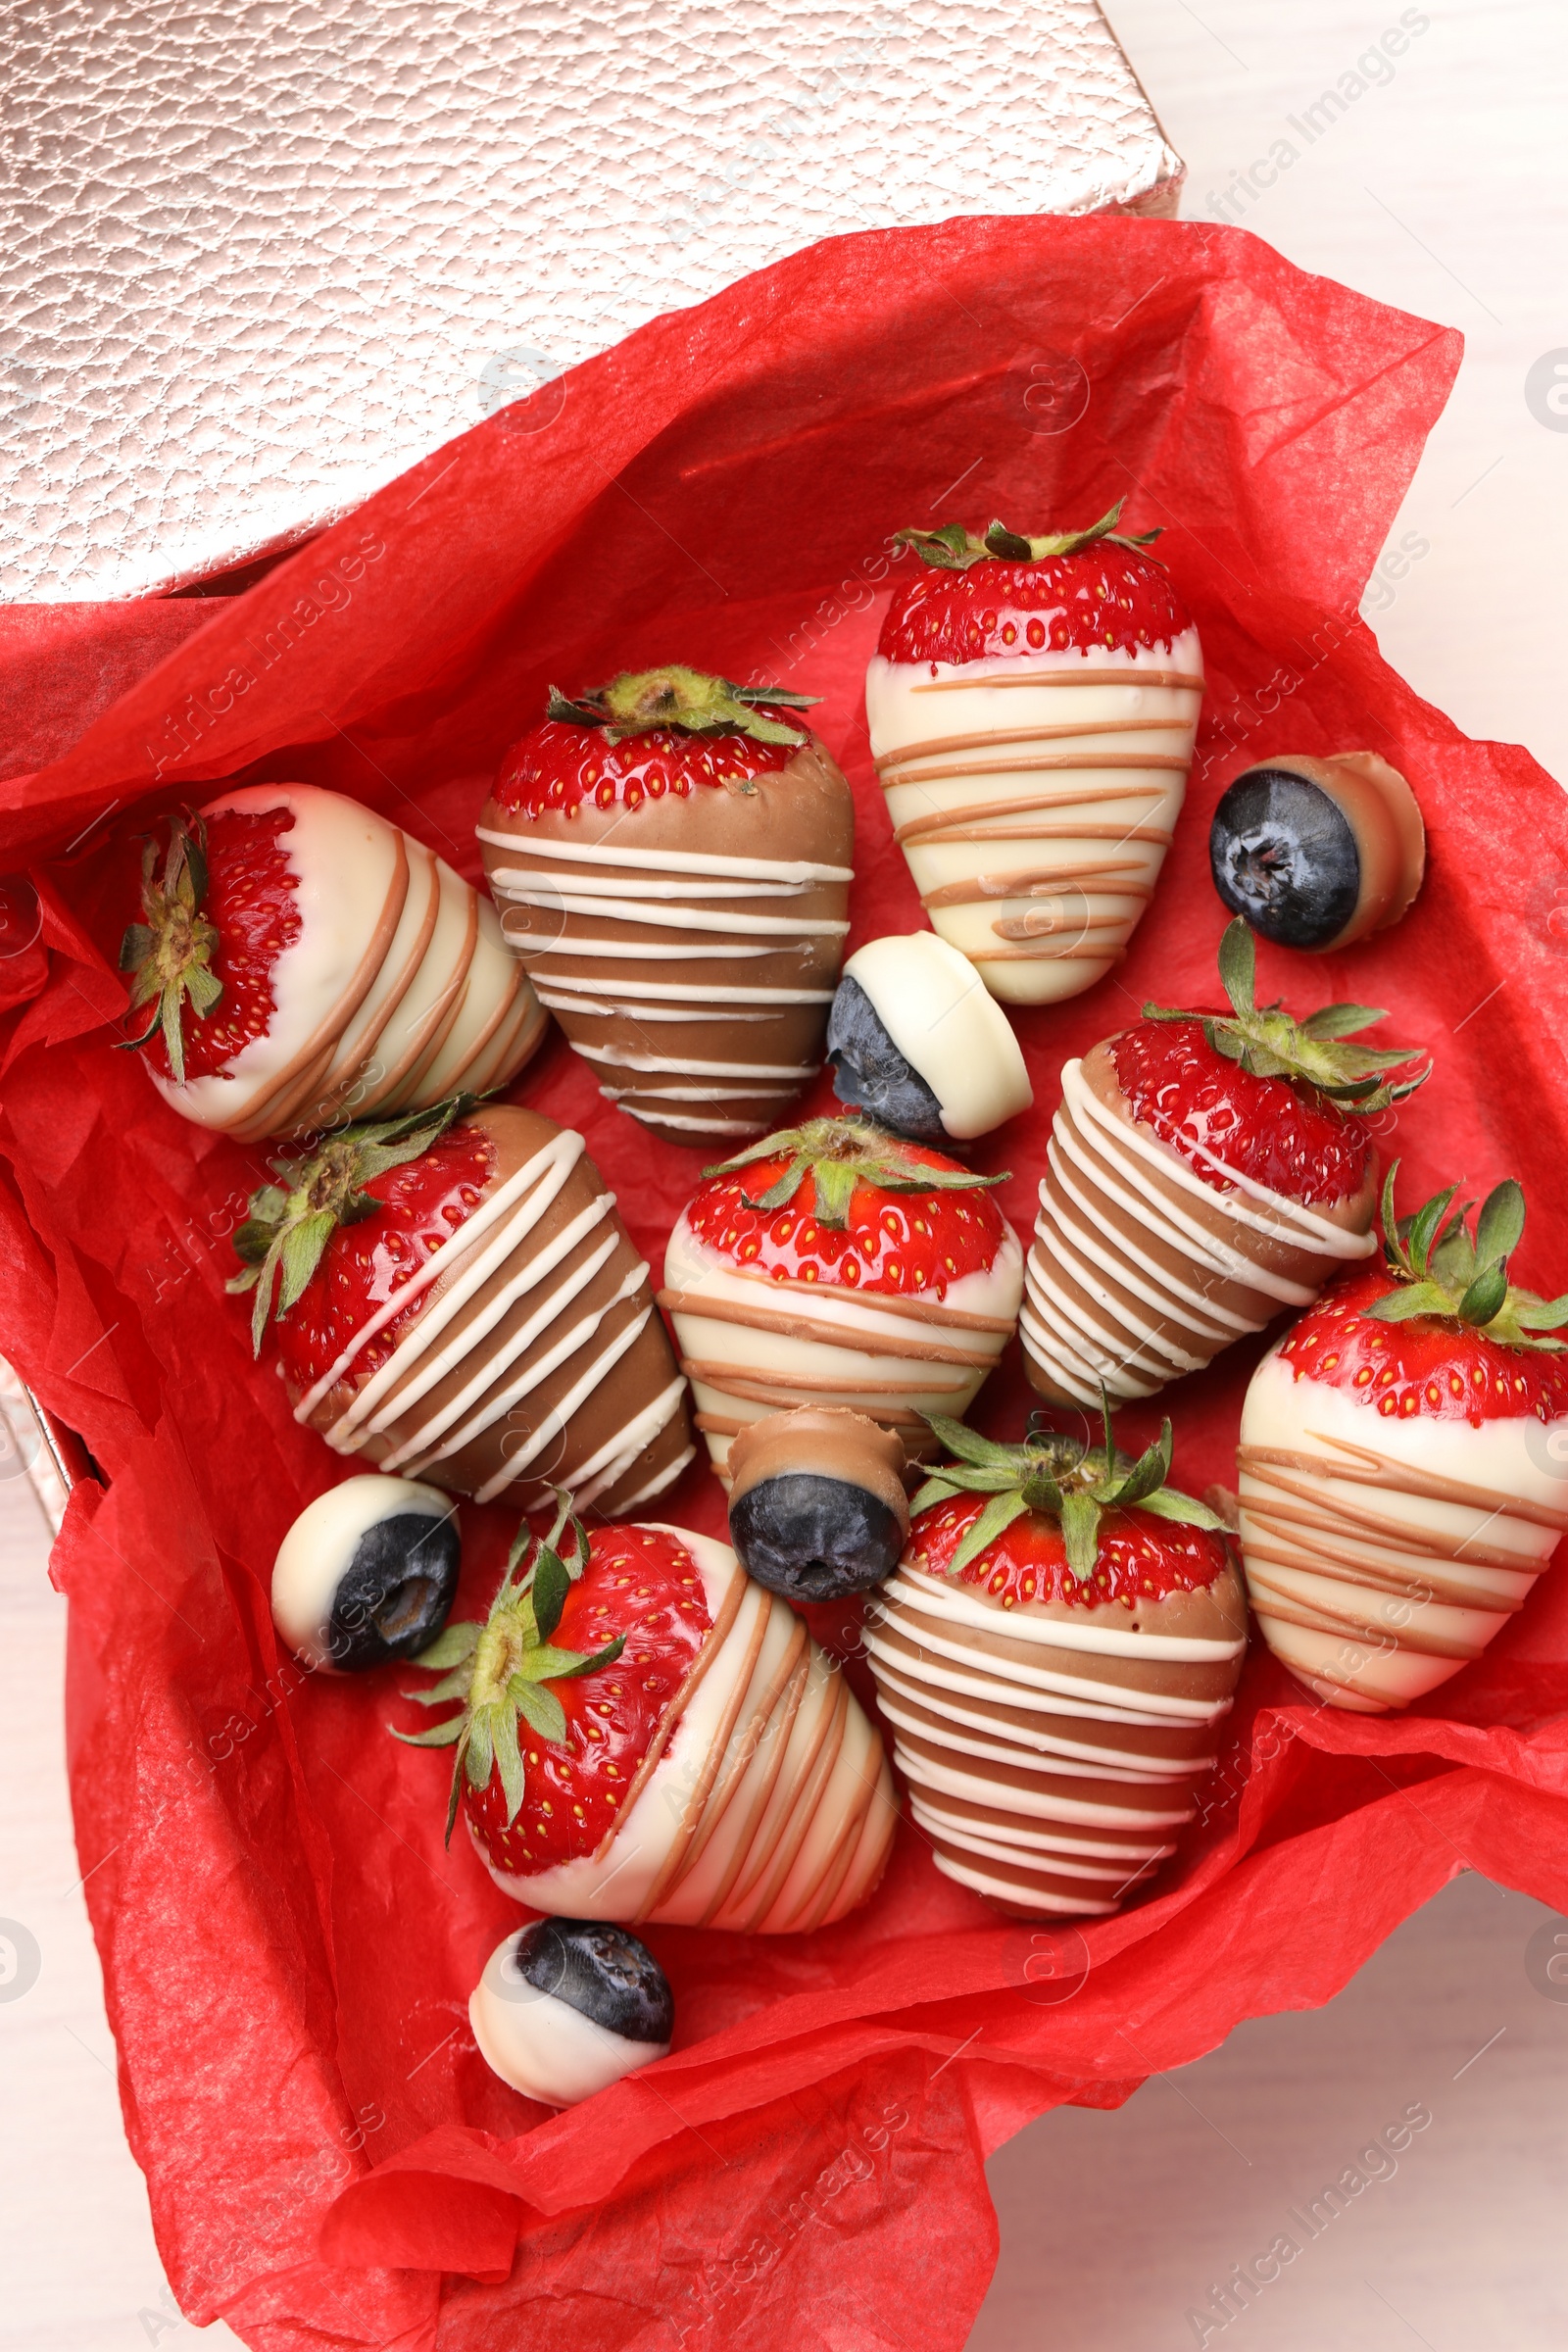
[397,1503,899,1933]
[881,509,1189,665]
[660,1114,1024,1482]
[479,664,855,1149]
[398,1504,710,1872]
[865,504,1203,1005]
[121,806,299,1082]
[227,1098,694,1514]
[1239,1170,1568,1712]
[1021,920,1429,1408]
[866,1411,1247,1918]
[119,786,545,1141]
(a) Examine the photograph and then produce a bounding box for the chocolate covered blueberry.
[726,1408,911,1600]
[469,1918,673,2106]
[1210,753,1425,953]
[827,933,1032,1144]
[270,1475,460,1670]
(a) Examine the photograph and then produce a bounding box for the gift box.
[0,0,1180,604]
[4,211,1568,2352]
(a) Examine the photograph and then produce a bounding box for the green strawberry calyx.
[706,1114,1007,1232]
[913,1402,1225,1583]
[546,664,819,747]
[391,1493,626,1844]
[894,499,1164,573]
[1363,1163,1568,1351]
[225,1094,477,1356]
[1142,918,1429,1113]
[117,811,222,1085]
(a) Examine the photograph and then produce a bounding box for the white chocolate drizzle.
[868,1559,1244,1916]
[479,823,852,1140]
[1021,1058,1376,1406]
[291,1126,689,1508]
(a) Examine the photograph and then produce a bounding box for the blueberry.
[509,1919,674,2044]
[730,1471,905,1600]
[270,1476,461,1671]
[1209,766,1361,950]
[827,974,947,1145]
[469,1919,674,2105]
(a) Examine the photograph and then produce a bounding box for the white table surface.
[3,5,1566,2345]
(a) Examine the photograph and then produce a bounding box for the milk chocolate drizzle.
[866,1559,1247,1917]
[1238,1422,1567,1709]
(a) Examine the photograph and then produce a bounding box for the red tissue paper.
[3,212,1568,2352]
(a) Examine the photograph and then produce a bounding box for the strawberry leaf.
[1457,1262,1509,1328]
[947,1491,1028,1577]
[390,1715,467,1748]
[1474,1179,1525,1272]
[414,1621,479,1670]
[1059,1492,1102,1582]
[513,1680,568,1745]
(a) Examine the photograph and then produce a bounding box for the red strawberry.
[866,1414,1247,1918]
[1239,1172,1568,1712]
[879,509,1191,665]
[400,1511,712,1873]
[119,786,544,1140]
[866,506,1202,1008]
[661,1115,1024,1482]
[479,664,855,1149]
[398,1505,899,1933]
[1022,920,1429,1407]
[228,1100,694,1514]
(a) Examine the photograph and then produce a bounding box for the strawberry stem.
[225,1094,479,1355]
[390,1493,625,1844]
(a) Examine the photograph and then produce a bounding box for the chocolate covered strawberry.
[866,1411,1247,1917]
[397,1498,896,1933]
[865,504,1202,1004]
[660,1114,1024,1482]
[228,1096,693,1512]
[1238,1170,1568,1712]
[1021,920,1428,1407]
[120,787,545,1140]
[478,665,855,1148]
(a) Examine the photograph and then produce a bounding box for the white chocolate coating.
[864,635,1202,1005]
[1238,1346,1567,1711]
[867,1559,1246,1916]
[1021,1056,1377,1405]
[270,1474,455,1669]
[468,1935,670,2106]
[480,1528,897,1934]
[662,1214,1023,1480]
[841,932,1033,1140]
[154,785,545,1140]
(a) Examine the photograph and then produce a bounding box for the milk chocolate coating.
[292,1103,693,1513]
[727,1408,911,1524]
[1021,1041,1376,1409]
[1210,753,1425,953]
[727,1408,912,1600]
[480,741,855,1148]
[868,1546,1249,1919]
